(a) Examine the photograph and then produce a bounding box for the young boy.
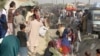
[17,24,27,56]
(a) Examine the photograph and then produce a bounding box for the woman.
[61,28,71,56]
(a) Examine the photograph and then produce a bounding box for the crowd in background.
[0,1,100,56]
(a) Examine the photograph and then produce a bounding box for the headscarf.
[61,29,70,48]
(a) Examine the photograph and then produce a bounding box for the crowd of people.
[0,1,48,56]
[0,0,100,56]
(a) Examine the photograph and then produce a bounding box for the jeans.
[0,29,7,38]
[19,47,28,56]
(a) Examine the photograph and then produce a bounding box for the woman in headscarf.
[61,28,71,56]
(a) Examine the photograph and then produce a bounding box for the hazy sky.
[37,0,100,4]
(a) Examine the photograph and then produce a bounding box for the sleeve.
[49,47,55,53]
[25,12,29,22]
[0,14,6,24]
[49,47,61,56]
[23,33,27,41]
[13,17,17,28]
[0,14,8,30]
[40,21,43,26]
[21,15,25,24]
[27,21,32,34]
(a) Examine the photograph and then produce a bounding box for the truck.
[89,7,100,38]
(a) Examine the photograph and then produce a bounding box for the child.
[44,40,62,56]
[85,51,91,56]
[44,41,53,56]
[56,30,62,52]
[49,40,62,56]
[17,24,27,56]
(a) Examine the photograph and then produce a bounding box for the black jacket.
[44,47,53,56]
[17,31,27,47]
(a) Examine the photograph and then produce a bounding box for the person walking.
[13,10,25,35]
[27,13,43,56]
[8,1,16,35]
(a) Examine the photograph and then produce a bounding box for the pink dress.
[28,19,42,47]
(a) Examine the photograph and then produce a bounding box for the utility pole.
[88,0,90,5]
[63,0,64,5]
[75,0,77,6]
[56,0,57,4]
[52,0,53,4]
[52,0,54,7]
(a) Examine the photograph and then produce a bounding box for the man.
[8,1,16,34]
[0,0,20,56]
[13,10,25,35]
[27,11,42,56]
[25,7,34,24]
[27,7,46,56]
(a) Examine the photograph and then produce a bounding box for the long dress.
[28,19,42,47]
